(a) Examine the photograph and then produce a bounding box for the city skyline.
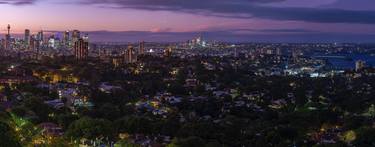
[1,0,375,42]
[1,1,375,146]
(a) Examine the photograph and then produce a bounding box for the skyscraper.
[63,31,70,46]
[72,30,81,46]
[124,45,136,63]
[139,41,145,55]
[355,60,366,71]
[37,30,44,46]
[74,36,89,60]
[29,35,39,51]
[7,24,10,35]
[4,24,11,50]
[24,29,30,48]
[164,47,172,57]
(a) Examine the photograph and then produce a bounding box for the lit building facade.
[74,37,89,60]
[124,45,137,63]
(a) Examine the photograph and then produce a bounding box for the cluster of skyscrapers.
[0,24,90,60]
[1,24,155,64]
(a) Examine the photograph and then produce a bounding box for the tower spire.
[7,24,10,35]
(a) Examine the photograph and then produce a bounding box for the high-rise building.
[164,47,172,57]
[63,31,70,46]
[355,60,366,71]
[276,48,282,56]
[37,30,44,46]
[24,29,30,47]
[7,24,10,36]
[4,24,11,49]
[29,35,39,50]
[138,41,145,55]
[1,39,5,50]
[72,30,80,46]
[124,45,136,63]
[74,37,89,60]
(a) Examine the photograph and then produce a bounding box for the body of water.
[312,53,375,69]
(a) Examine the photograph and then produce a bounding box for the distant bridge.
[313,56,351,59]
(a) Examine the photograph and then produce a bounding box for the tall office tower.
[29,36,36,50]
[355,60,366,71]
[124,45,136,63]
[291,49,301,63]
[63,31,70,46]
[74,37,89,60]
[1,39,4,50]
[7,24,10,35]
[4,24,11,49]
[72,30,81,46]
[276,48,282,56]
[29,35,40,59]
[37,30,44,46]
[164,47,172,57]
[138,41,145,55]
[24,29,30,47]
[99,48,107,61]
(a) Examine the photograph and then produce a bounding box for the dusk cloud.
[78,0,375,24]
[3,0,375,24]
[0,0,36,5]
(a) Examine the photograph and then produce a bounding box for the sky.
[0,0,375,42]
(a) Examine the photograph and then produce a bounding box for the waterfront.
[313,53,375,69]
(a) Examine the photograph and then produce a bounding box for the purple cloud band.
[2,0,375,24]
[0,0,36,5]
[79,0,375,24]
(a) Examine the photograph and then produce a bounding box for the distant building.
[356,60,366,71]
[38,122,63,137]
[74,36,89,60]
[4,24,11,50]
[276,48,282,56]
[24,29,30,48]
[37,30,44,46]
[29,35,39,51]
[189,34,207,48]
[164,47,172,57]
[139,41,145,55]
[112,56,124,68]
[72,30,80,46]
[63,31,70,46]
[124,45,137,63]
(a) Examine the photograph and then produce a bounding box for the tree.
[167,136,206,147]
[353,128,375,147]
[98,103,120,120]
[340,130,356,144]
[65,117,114,140]
[205,140,223,147]
[114,116,152,135]
[57,113,78,129]
[23,97,53,122]
[45,137,70,147]
[114,140,140,147]
[0,121,22,147]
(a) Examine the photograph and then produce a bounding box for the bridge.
[313,55,351,59]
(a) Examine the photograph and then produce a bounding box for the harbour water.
[313,53,375,69]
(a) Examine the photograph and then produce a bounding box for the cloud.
[150,27,172,33]
[2,0,374,24]
[322,0,375,10]
[79,0,375,24]
[225,28,316,33]
[0,0,36,5]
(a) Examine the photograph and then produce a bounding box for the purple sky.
[1,0,375,42]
